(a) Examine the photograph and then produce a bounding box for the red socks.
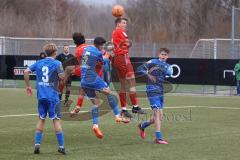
[77,96,84,107]
[129,92,138,106]
[119,92,126,108]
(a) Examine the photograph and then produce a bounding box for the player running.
[112,17,145,118]
[24,43,66,154]
[137,48,173,144]
[80,37,127,139]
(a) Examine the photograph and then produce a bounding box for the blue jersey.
[137,59,173,95]
[81,46,103,83]
[28,57,64,101]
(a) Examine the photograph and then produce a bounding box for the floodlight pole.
[231,6,235,58]
[231,5,240,58]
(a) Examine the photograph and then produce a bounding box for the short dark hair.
[39,52,47,59]
[72,32,85,45]
[159,48,170,54]
[115,17,128,25]
[94,37,106,46]
[63,44,69,47]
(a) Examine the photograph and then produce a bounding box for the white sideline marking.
[0,106,240,118]
[0,113,37,118]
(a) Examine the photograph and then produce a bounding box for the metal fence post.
[153,43,156,57]
[232,6,236,58]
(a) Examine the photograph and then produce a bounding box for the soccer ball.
[112,5,124,17]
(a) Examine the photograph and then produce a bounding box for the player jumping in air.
[62,32,103,115]
[137,48,173,144]
[112,17,146,118]
[80,37,127,139]
[24,43,66,154]
[61,33,88,114]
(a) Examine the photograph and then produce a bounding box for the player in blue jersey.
[24,43,66,154]
[80,37,128,139]
[137,48,173,144]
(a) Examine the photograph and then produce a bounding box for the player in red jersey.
[61,32,88,114]
[112,17,146,118]
[64,32,104,115]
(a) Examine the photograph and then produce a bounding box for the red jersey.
[112,27,129,55]
[75,43,88,63]
[75,43,103,77]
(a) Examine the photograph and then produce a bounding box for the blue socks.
[141,121,150,129]
[155,131,163,140]
[56,132,64,148]
[35,131,42,145]
[107,95,120,116]
[35,130,65,148]
[91,105,99,125]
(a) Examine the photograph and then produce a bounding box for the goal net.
[190,38,240,59]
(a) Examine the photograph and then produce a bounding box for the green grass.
[0,88,240,160]
[0,79,234,94]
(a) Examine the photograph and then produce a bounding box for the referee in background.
[56,44,74,102]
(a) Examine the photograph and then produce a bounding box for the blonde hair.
[43,43,58,56]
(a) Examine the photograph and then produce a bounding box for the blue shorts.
[38,99,61,120]
[81,76,108,98]
[147,92,164,110]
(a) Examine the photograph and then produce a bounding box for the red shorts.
[112,54,135,79]
[74,66,81,77]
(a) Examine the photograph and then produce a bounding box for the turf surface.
[0,88,240,160]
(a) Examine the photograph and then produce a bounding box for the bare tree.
[0,0,234,43]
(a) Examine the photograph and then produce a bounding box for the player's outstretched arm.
[137,61,156,82]
[136,63,149,76]
[24,68,32,96]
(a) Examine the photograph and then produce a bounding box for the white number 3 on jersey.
[42,66,49,82]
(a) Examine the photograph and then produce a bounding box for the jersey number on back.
[82,51,90,65]
[42,66,49,83]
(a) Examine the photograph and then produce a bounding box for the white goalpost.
[190,38,240,59]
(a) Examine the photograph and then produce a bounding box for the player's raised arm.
[137,60,156,82]
[137,60,152,76]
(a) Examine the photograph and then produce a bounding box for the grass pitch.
[0,88,240,160]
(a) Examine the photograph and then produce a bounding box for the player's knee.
[150,118,155,124]
[53,119,62,132]
[159,110,164,121]
[91,98,100,106]
[36,119,45,132]
[36,128,43,133]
